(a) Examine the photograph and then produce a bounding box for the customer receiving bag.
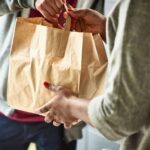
[7,17,108,113]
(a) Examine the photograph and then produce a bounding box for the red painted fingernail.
[43,81,50,88]
[68,8,73,11]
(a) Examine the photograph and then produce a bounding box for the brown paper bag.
[7,17,108,113]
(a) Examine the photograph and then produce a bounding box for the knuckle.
[42,106,50,112]
[55,94,61,99]
[40,2,45,8]
[39,108,45,113]
[36,3,41,10]
[40,0,44,2]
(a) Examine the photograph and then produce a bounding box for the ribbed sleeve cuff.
[88,96,123,141]
[19,0,37,8]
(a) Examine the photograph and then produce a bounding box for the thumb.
[62,0,66,3]
[68,9,87,19]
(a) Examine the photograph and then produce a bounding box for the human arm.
[0,0,64,24]
[84,0,150,141]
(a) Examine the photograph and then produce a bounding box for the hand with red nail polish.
[35,0,64,26]
[36,82,80,128]
[68,9,106,41]
[36,81,92,128]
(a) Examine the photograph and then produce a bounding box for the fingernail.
[53,121,61,127]
[64,124,72,129]
[68,8,73,11]
[63,12,68,19]
[45,118,52,123]
[55,14,60,18]
[43,81,50,89]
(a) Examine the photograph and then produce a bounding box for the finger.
[67,4,74,11]
[68,11,78,20]
[39,8,58,24]
[37,105,51,114]
[63,11,68,19]
[36,101,52,114]
[75,18,86,32]
[48,1,60,14]
[44,82,63,92]
[55,0,64,9]
[57,23,64,29]
[42,4,57,17]
[64,123,72,129]
[62,0,66,3]
[44,111,54,123]
[72,9,90,16]
[74,20,82,32]
[52,85,63,92]
[36,1,58,23]
[36,1,53,17]
[68,8,89,19]
[44,110,55,123]
[44,82,76,98]
[53,121,61,127]
[53,114,61,127]
[36,94,61,114]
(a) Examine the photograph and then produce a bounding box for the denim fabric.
[0,115,76,150]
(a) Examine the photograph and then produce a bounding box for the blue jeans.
[0,115,76,150]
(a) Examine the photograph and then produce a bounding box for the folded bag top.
[7,16,107,114]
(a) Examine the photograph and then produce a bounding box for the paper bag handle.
[63,3,85,32]
[63,3,72,31]
[64,16,72,31]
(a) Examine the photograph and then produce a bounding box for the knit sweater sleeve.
[0,0,36,15]
[88,0,150,141]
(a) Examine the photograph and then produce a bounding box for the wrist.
[68,96,91,124]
